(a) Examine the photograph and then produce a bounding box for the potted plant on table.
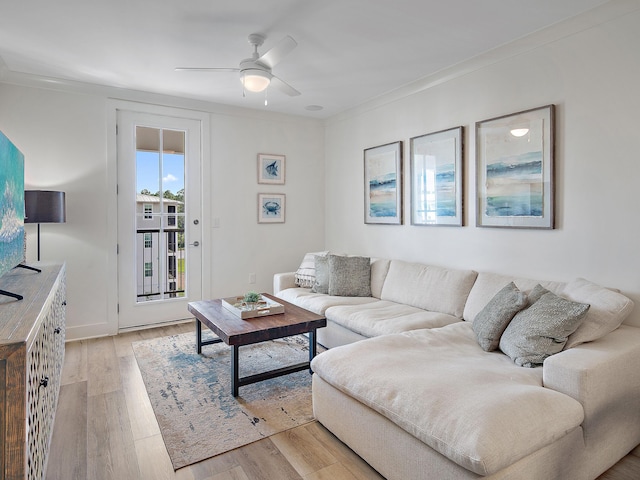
[243,291,261,310]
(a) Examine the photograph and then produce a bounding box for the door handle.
[190,241,200,247]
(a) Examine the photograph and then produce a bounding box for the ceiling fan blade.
[174,67,239,72]
[270,76,301,97]
[258,35,297,68]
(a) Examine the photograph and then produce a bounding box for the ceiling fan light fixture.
[510,128,529,137]
[241,69,271,93]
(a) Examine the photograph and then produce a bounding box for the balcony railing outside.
[136,225,185,302]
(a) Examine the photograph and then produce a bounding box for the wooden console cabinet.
[0,264,66,480]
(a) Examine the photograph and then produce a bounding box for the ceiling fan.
[176,33,301,97]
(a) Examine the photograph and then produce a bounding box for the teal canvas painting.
[0,130,25,278]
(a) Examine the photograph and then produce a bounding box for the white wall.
[0,83,324,339]
[207,111,325,298]
[0,86,113,339]
[2,2,639,337]
[324,4,640,326]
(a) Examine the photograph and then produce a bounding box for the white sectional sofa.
[273,254,640,480]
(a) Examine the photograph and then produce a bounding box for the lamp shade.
[24,190,66,224]
[241,69,271,93]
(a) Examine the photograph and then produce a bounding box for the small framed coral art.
[258,193,286,223]
[257,153,285,184]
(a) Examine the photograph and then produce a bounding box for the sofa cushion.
[275,287,378,315]
[472,282,528,351]
[295,251,328,288]
[463,272,566,322]
[499,290,590,367]
[328,254,372,297]
[380,260,477,318]
[562,278,634,349]
[325,300,460,338]
[370,258,391,299]
[311,254,330,294]
[311,322,584,476]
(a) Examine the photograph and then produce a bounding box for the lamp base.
[16,264,41,274]
[0,289,23,301]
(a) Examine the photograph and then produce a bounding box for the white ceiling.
[0,0,608,118]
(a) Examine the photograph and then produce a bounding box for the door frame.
[106,99,211,335]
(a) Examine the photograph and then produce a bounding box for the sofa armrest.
[543,325,640,449]
[273,272,297,295]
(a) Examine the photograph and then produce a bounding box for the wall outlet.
[249,273,256,284]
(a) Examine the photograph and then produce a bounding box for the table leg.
[196,319,202,354]
[231,345,240,397]
[308,329,317,373]
[195,320,223,353]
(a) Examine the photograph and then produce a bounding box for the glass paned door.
[117,110,202,329]
[135,127,186,302]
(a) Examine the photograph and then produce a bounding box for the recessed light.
[305,105,323,111]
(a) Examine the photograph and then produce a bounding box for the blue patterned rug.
[132,332,319,470]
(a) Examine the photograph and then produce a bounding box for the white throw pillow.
[562,278,634,348]
[294,251,328,288]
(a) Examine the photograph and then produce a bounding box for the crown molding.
[0,67,321,125]
[326,0,640,126]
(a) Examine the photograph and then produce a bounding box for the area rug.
[132,332,319,470]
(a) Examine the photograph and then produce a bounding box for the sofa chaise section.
[311,322,585,477]
[312,322,640,479]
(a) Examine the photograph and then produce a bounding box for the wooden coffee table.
[187,293,327,397]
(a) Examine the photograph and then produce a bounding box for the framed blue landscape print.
[257,153,285,184]
[364,141,403,225]
[476,105,555,229]
[410,126,463,226]
[258,193,285,223]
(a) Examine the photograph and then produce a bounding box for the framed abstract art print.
[410,126,463,226]
[476,105,555,229]
[364,141,403,225]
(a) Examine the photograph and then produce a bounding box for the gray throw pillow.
[473,282,528,352]
[499,291,590,368]
[526,283,550,305]
[327,254,372,297]
[310,255,330,294]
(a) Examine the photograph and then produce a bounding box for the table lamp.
[24,190,66,261]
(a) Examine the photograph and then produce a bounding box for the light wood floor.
[45,322,640,480]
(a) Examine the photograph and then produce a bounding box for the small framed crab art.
[257,153,286,184]
[258,193,286,223]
